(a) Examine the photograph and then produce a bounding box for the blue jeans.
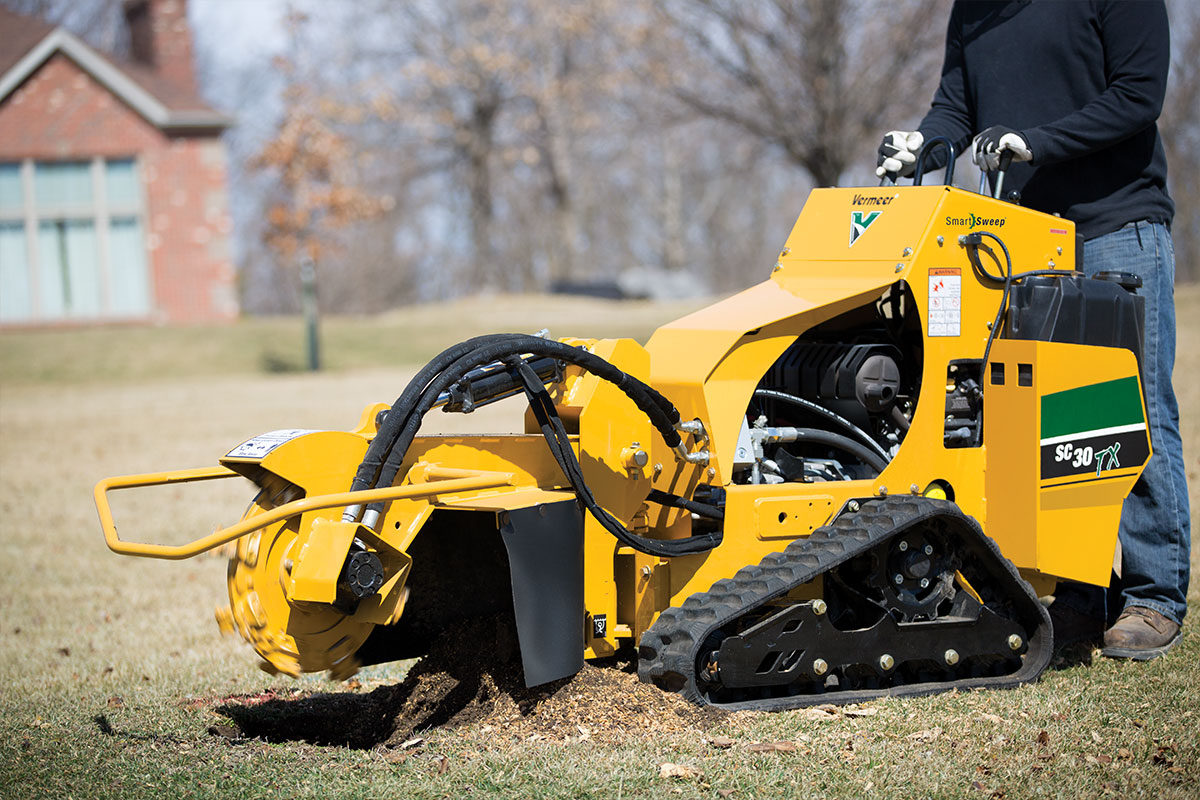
[1069,221,1191,626]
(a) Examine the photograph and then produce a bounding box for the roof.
[0,5,231,131]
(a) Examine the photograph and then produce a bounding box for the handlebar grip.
[993,150,1015,199]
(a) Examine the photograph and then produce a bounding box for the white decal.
[225,429,319,459]
[928,269,962,337]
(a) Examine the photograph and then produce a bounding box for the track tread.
[637,496,1052,711]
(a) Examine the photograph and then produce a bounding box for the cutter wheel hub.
[342,549,385,599]
[638,497,1052,711]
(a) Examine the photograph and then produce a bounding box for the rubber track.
[637,496,1052,711]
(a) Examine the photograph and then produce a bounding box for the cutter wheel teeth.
[638,496,1052,711]
[222,483,376,679]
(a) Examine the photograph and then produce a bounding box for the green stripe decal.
[1040,376,1144,440]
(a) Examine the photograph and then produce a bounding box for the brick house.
[0,0,237,325]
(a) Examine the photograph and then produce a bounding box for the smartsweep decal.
[945,213,1007,229]
[849,210,881,246]
[1039,376,1149,481]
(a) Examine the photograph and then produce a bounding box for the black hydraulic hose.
[789,427,891,474]
[364,335,685,518]
[349,333,524,498]
[753,389,891,463]
[645,489,724,521]
[512,357,721,557]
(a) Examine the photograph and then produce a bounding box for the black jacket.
[919,0,1174,239]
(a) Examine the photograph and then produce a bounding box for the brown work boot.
[1101,606,1181,661]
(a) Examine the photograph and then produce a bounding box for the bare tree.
[653,0,950,187]
[1162,0,1199,282]
[251,10,392,367]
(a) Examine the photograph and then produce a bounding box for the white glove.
[971,125,1032,171]
[876,130,924,178]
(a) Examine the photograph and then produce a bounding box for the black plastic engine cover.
[1006,274,1144,364]
[764,343,905,430]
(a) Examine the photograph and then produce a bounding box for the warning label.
[928,268,962,337]
[225,429,319,460]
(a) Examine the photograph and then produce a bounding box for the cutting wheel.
[215,477,374,680]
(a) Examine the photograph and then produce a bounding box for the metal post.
[300,254,320,371]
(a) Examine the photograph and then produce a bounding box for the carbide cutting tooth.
[258,659,280,676]
[214,605,235,635]
[327,656,360,682]
[244,532,261,567]
[244,591,266,628]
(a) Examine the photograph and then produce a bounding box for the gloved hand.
[876,130,924,178]
[972,125,1032,171]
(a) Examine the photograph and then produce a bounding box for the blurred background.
[2,0,1197,326]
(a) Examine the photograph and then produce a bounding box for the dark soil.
[217,616,729,750]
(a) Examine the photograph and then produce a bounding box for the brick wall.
[0,53,237,323]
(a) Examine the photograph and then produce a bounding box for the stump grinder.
[96,148,1149,710]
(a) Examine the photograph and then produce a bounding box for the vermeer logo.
[945,212,1007,228]
[851,193,897,207]
[850,211,881,246]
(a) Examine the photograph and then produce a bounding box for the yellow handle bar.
[94,466,515,560]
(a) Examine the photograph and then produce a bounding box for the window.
[0,158,151,322]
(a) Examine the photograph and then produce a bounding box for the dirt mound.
[382,616,727,746]
[218,615,729,749]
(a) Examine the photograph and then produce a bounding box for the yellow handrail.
[95,467,516,560]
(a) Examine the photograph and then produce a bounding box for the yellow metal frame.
[95,465,516,560]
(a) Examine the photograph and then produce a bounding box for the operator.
[876,0,1189,660]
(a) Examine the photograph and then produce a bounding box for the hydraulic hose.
[753,389,891,463]
[349,333,721,557]
[365,336,684,514]
[780,427,891,474]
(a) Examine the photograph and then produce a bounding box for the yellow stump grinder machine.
[97,146,1150,710]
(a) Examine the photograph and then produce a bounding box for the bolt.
[707,467,716,479]
[919,578,930,589]
[1048,259,1056,268]
[895,262,905,273]
[878,485,889,497]
[812,599,827,616]
[937,235,945,246]
[641,566,652,579]
[847,500,861,512]
[924,544,933,556]
[879,653,895,671]
[812,658,828,676]
[782,246,791,256]
[898,540,909,552]
[944,649,959,666]
[773,261,783,272]
[910,483,920,494]
[893,574,904,585]
[1056,246,1063,255]
[902,247,913,257]
[1008,634,1024,651]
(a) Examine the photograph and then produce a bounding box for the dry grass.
[0,289,1197,799]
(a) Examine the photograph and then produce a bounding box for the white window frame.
[0,156,152,321]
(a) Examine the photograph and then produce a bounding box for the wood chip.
[844,706,878,717]
[908,727,942,742]
[658,763,702,780]
[709,736,736,749]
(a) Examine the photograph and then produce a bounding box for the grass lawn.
[1,290,1197,799]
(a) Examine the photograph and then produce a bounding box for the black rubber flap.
[499,500,585,687]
